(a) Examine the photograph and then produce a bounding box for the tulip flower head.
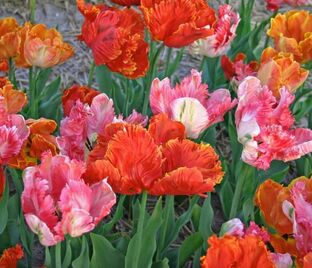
[190,5,240,57]
[150,69,237,138]
[267,10,312,63]
[22,152,116,246]
[140,0,216,48]
[235,76,312,170]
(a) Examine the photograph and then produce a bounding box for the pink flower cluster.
[22,152,116,246]
[235,76,312,170]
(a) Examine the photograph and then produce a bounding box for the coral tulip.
[258,47,309,98]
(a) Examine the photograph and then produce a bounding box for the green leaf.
[91,233,125,267]
[62,239,72,268]
[178,233,203,267]
[39,76,61,101]
[35,68,52,91]
[98,195,126,235]
[198,194,214,250]
[242,197,255,222]
[95,65,113,95]
[151,258,170,268]
[162,196,199,256]
[72,237,90,268]
[257,161,289,184]
[0,175,9,234]
[219,180,234,219]
[125,197,163,268]
[44,246,52,267]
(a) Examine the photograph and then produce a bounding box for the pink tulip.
[150,69,236,138]
[22,152,116,246]
[115,109,148,127]
[0,97,29,164]
[190,5,240,57]
[57,93,115,160]
[266,0,311,11]
[235,76,312,170]
[270,253,293,268]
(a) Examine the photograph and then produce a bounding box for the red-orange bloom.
[78,0,149,79]
[8,118,58,170]
[0,244,24,267]
[149,139,223,195]
[267,10,312,63]
[140,0,216,48]
[258,47,309,98]
[111,0,140,5]
[62,84,100,116]
[148,113,185,145]
[304,252,312,268]
[0,59,8,72]
[201,235,275,268]
[104,124,163,194]
[255,179,293,235]
[0,167,5,200]
[0,77,27,114]
[221,53,258,82]
[0,17,20,60]
[84,113,223,195]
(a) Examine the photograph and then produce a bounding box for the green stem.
[229,172,245,218]
[29,0,36,24]
[142,44,164,115]
[164,48,172,77]
[132,191,148,267]
[55,242,62,268]
[157,195,174,260]
[8,58,18,88]
[29,67,38,118]
[87,61,96,87]
[123,79,130,116]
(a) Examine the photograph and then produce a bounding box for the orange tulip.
[0,244,23,267]
[62,85,100,116]
[84,117,223,196]
[140,0,216,48]
[23,24,73,68]
[111,0,140,5]
[267,10,312,63]
[0,17,20,60]
[0,77,27,113]
[149,139,223,195]
[255,179,293,235]
[104,124,163,194]
[270,234,299,257]
[201,235,275,268]
[258,47,309,98]
[148,113,185,145]
[8,118,58,170]
[78,0,149,79]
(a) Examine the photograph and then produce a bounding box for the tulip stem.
[8,58,17,88]
[132,191,148,267]
[142,43,164,115]
[29,67,38,118]
[229,173,245,219]
[29,0,36,24]
[164,48,172,77]
[88,61,96,87]
[55,242,62,268]
[157,195,174,260]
